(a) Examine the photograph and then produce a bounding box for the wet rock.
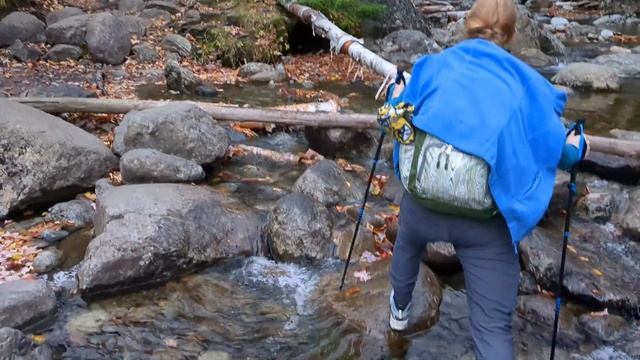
[113,103,228,165]
[551,63,620,91]
[591,53,640,78]
[519,270,540,295]
[376,30,441,69]
[29,344,53,360]
[33,248,64,273]
[517,47,555,67]
[41,230,70,243]
[539,27,566,55]
[86,13,132,65]
[119,0,145,13]
[132,42,159,63]
[78,184,264,297]
[121,15,150,38]
[507,5,541,53]
[45,199,94,229]
[266,194,333,263]
[578,313,630,343]
[161,33,191,57]
[520,225,640,313]
[139,8,173,21]
[581,151,640,185]
[120,148,205,184]
[292,160,363,206]
[0,100,116,219]
[45,14,91,46]
[565,23,598,42]
[424,242,460,271]
[551,17,570,31]
[94,178,114,197]
[146,0,180,14]
[21,84,96,98]
[0,12,46,47]
[573,347,636,360]
[0,327,31,358]
[8,39,42,62]
[304,128,377,158]
[314,258,442,339]
[239,62,274,77]
[164,59,202,92]
[0,280,56,330]
[517,295,582,343]
[331,213,376,261]
[195,84,219,98]
[577,192,615,222]
[600,29,615,41]
[46,7,84,25]
[621,188,640,240]
[45,44,83,61]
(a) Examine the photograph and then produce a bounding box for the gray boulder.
[139,8,173,21]
[45,44,83,61]
[0,100,116,219]
[314,258,442,339]
[539,27,566,55]
[164,59,202,92]
[363,0,429,37]
[507,5,541,53]
[238,62,274,77]
[516,47,555,67]
[0,280,56,330]
[520,225,640,313]
[86,13,132,65]
[33,248,64,273]
[21,84,96,98]
[121,15,151,38]
[45,199,94,229]
[78,184,264,297]
[581,151,640,185]
[8,40,42,62]
[0,12,46,47]
[112,103,228,164]
[266,193,333,263]
[377,29,441,68]
[45,7,84,26]
[621,188,640,240]
[44,14,91,46]
[119,0,146,13]
[577,192,615,222]
[132,42,159,63]
[292,159,364,206]
[161,33,191,57]
[120,148,205,184]
[591,53,640,78]
[551,63,620,91]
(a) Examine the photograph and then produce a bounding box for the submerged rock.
[112,103,228,164]
[551,63,620,91]
[314,258,442,339]
[78,184,264,297]
[0,280,56,330]
[266,194,333,263]
[0,100,116,219]
[120,148,205,184]
[292,160,364,206]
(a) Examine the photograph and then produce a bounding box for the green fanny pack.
[398,130,498,219]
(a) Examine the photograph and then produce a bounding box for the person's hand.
[390,81,404,99]
[566,132,590,158]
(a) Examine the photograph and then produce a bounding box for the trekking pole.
[339,130,385,291]
[550,119,585,360]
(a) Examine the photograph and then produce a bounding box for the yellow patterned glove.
[377,102,415,145]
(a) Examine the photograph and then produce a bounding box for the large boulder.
[78,184,264,297]
[621,188,640,240]
[507,5,541,53]
[519,224,640,313]
[313,258,442,340]
[376,30,441,69]
[0,280,56,330]
[120,148,205,184]
[86,13,132,65]
[292,160,364,206]
[44,14,92,46]
[591,53,640,78]
[0,12,46,47]
[0,100,116,219]
[112,103,228,164]
[45,7,85,26]
[266,193,333,263]
[551,63,620,91]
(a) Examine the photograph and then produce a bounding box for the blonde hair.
[464,0,517,47]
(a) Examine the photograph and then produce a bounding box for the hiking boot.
[389,290,411,331]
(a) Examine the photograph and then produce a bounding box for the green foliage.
[297,0,385,35]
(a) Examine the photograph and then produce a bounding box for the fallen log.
[6,97,640,159]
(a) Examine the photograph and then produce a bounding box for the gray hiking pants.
[390,191,519,360]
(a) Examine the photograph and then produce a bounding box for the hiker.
[382,0,589,359]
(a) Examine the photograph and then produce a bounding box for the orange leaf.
[345,286,361,297]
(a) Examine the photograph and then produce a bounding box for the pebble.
[41,230,70,243]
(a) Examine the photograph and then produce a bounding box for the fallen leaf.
[345,286,361,297]
[31,334,45,345]
[579,256,589,262]
[591,268,604,277]
[164,338,178,348]
[83,192,97,201]
[567,245,577,254]
[353,270,372,283]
